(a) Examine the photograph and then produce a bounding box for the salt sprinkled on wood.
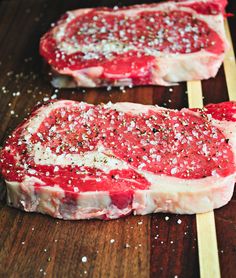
[81,256,87,263]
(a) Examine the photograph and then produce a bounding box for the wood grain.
[187,81,203,108]
[196,212,221,278]
[224,20,236,100]
[0,1,235,278]
[187,80,221,278]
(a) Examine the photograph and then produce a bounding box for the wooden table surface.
[0,1,236,277]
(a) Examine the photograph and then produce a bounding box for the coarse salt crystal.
[51,94,57,99]
[177,219,182,224]
[82,256,87,263]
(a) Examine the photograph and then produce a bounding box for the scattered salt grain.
[51,94,57,100]
[110,239,115,244]
[54,166,59,172]
[165,216,169,221]
[82,256,87,263]
[177,219,182,224]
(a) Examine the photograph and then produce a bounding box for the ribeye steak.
[40,0,228,88]
[0,100,235,220]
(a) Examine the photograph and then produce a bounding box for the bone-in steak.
[0,100,235,220]
[40,0,228,88]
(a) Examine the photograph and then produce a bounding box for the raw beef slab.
[0,100,236,220]
[40,0,228,88]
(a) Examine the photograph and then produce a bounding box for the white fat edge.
[5,176,44,209]
[135,168,236,192]
[79,67,104,77]
[106,205,132,219]
[5,180,23,188]
[70,191,122,217]
[69,8,94,18]
[77,191,111,208]
[111,102,169,115]
[5,180,23,206]
[154,49,224,83]
[22,101,91,136]
[199,13,225,40]
[56,67,104,87]
[33,142,129,173]
[72,72,97,87]
[6,175,46,188]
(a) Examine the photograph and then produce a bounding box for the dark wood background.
[0,1,235,277]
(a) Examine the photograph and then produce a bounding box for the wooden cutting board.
[0,1,235,277]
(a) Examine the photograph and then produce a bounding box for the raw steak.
[0,100,236,220]
[40,0,228,88]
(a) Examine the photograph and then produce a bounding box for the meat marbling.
[0,100,236,220]
[40,0,228,88]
